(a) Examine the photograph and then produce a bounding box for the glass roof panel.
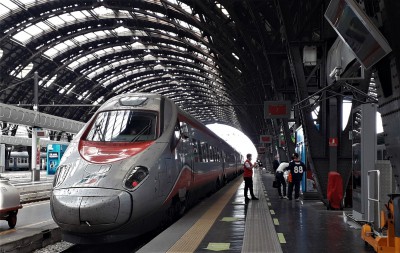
[0,4,11,18]
[70,11,87,20]
[179,2,193,14]
[47,15,66,27]
[18,63,34,78]
[0,0,19,12]
[12,31,31,44]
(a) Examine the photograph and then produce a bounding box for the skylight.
[216,2,230,18]
[11,63,33,78]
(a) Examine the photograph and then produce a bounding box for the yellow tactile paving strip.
[167,178,243,253]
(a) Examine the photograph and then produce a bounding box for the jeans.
[288,180,301,199]
[276,172,286,197]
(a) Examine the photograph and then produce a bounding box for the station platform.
[0,169,375,253]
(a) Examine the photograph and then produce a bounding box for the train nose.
[51,188,131,234]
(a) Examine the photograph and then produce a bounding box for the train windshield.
[85,110,157,142]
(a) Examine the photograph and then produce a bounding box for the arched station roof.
[0,0,326,142]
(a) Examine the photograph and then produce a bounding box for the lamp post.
[32,71,40,182]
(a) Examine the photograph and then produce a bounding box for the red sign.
[329,137,338,147]
[264,101,291,119]
[268,105,287,115]
[258,147,266,154]
[260,135,272,143]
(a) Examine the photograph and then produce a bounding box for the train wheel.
[7,213,17,229]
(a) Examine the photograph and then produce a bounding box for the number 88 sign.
[293,166,304,174]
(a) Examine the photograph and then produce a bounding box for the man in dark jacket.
[287,153,305,201]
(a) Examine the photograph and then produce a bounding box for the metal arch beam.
[0,0,244,111]
[0,102,85,133]
[2,6,218,69]
[116,76,225,96]
[0,135,69,147]
[78,57,224,88]
[35,42,222,88]
[0,1,99,44]
[184,0,251,70]
[95,68,223,92]
[1,10,240,97]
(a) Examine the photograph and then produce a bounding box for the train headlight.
[53,165,70,188]
[124,166,149,190]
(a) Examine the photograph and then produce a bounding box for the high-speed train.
[50,93,242,243]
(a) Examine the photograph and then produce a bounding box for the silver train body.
[50,93,242,243]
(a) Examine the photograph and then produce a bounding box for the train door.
[158,158,172,197]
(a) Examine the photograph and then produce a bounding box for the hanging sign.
[260,135,272,144]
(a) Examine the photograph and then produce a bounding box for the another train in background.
[8,151,47,171]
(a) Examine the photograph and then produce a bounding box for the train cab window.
[85,110,157,142]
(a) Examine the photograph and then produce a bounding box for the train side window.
[192,138,199,162]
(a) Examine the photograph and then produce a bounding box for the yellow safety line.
[273,218,279,226]
[270,210,275,215]
[167,178,243,253]
[277,233,286,243]
[0,229,16,236]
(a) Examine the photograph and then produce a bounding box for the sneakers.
[295,198,300,202]
[283,196,288,199]
[245,197,250,201]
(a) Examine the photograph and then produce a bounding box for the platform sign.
[35,128,48,138]
[260,135,272,144]
[264,101,291,119]
[258,147,266,154]
[47,144,68,175]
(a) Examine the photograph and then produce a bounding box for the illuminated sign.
[258,147,266,154]
[264,101,291,119]
[260,135,272,144]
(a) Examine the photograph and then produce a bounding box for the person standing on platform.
[275,161,289,199]
[272,156,280,173]
[287,153,305,201]
[243,153,259,201]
